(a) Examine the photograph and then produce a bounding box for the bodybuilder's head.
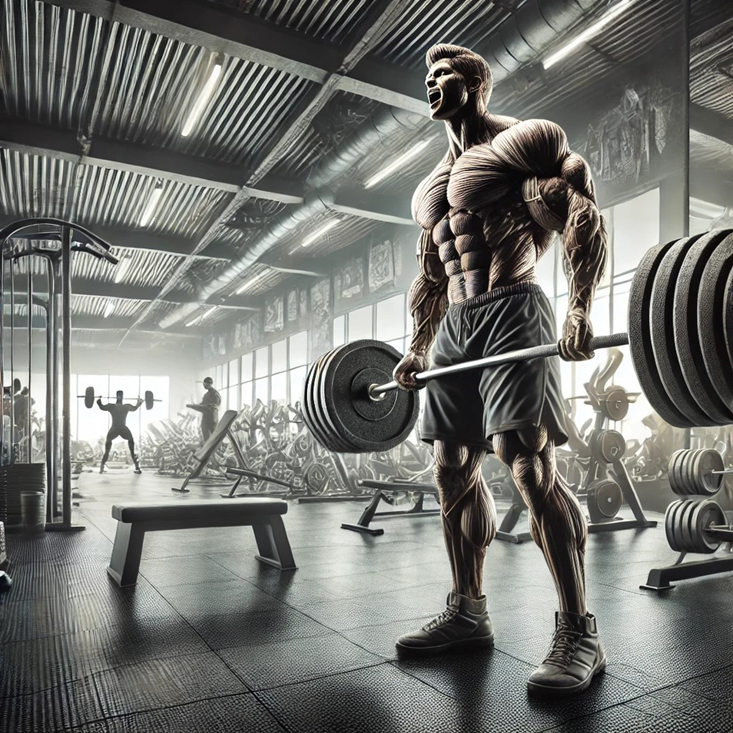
[425,44,492,121]
[116,390,123,402]
[203,377,213,391]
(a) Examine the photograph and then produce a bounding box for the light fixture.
[181,62,223,137]
[543,0,633,69]
[113,257,132,284]
[139,181,164,227]
[301,219,339,248]
[103,301,115,318]
[235,269,269,296]
[364,139,431,189]
[185,307,217,328]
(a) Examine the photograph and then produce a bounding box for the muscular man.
[393,45,607,697]
[187,377,221,442]
[97,391,143,474]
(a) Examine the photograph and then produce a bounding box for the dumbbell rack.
[641,448,733,591]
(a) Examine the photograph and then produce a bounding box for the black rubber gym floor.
[2,472,733,732]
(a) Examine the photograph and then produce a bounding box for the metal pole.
[369,333,631,398]
[61,229,72,526]
[9,259,14,462]
[27,265,32,463]
[0,248,4,466]
[44,258,55,522]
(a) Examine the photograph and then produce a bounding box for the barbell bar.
[368,333,629,399]
[77,386,161,410]
[301,230,733,455]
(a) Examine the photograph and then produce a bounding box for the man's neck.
[443,106,489,157]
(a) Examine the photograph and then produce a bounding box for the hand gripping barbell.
[301,229,733,454]
[77,386,162,410]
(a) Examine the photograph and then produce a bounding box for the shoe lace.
[423,603,459,632]
[543,622,582,667]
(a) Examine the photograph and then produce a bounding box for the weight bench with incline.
[107,498,296,587]
[172,409,246,494]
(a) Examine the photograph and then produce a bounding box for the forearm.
[562,193,608,319]
[407,271,448,355]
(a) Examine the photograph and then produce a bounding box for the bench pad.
[112,498,287,523]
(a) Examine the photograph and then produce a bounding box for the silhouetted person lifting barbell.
[97,391,143,474]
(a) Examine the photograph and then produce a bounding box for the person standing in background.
[188,377,221,442]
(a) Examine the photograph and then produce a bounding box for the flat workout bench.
[107,498,297,587]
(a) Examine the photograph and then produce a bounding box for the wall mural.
[368,238,400,292]
[309,278,332,360]
[584,82,679,189]
[287,290,298,322]
[334,255,364,303]
[298,287,309,319]
[264,295,285,333]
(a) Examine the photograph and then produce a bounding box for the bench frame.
[107,512,296,587]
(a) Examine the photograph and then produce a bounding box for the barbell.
[665,498,733,554]
[668,448,733,497]
[77,386,162,411]
[301,229,733,454]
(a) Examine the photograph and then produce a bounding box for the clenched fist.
[393,350,429,391]
[559,309,594,361]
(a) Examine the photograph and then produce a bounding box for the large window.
[73,374,170,445]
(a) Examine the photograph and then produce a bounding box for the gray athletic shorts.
[420,282,568,452]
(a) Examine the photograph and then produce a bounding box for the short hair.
[203,377,213,384]
[116,390,123,398]
[425,44,493,104]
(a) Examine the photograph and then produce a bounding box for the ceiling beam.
[48,0,428,114]
[4,314,200,338]
[330,190,414,226]
[0,116,304,205]
[690,103,733,148]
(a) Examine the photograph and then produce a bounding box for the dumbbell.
[665,498,733,554]
[668,449,733,496]
[77,387,161,410]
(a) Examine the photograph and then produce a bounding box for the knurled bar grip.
[369,332,630,399]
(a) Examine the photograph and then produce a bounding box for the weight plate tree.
[303,230,733,455]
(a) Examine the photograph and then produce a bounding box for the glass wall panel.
[348,305,373,340]
[333,315,346,348]
[272,339,288,373]
[241,353,253,381]
[376,294,406,341]
[229,358,240,387]
[271,372,287,404]
[289,331,308,367]
[255,347,269,379]
[289,366,307,406]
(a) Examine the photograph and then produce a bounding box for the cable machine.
[0,219,118,531]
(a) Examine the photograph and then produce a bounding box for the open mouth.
[428,88,441,108]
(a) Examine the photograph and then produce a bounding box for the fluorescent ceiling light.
[185,307,217,328]
[103,301,115,318]
[301,220,339,248]
[235,270,269,296]
[113,257,132,284]
[181,63,223,137]
[543,0,633,69]
[139,183,164,227]
[364,139,431,189]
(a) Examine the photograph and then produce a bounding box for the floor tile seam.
[248,689,295,733]
[385,658,495,703]
[203,624,335,652]
[594,581,653,597]
[242,659,390,695]
[0,645,233,701]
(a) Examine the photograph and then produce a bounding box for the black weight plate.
[697,448,724,497]
[628,241,691,427]
[674,229,733,424]
[302,355,333,450]
[649,234,715,427]
[145,390,155,410]
[725,261,733,381]
[682,449,695,496]
[316,344,359,453]
[84,385,95,409]
[678,498,698,553]
[665,499,684,551]
[693,499,725,553]
[322,340,419,453]
[598,430,626,463]
[668,450,684,496]
[698,232,733,411]
[593,479,622,519]
[313,349,354,453]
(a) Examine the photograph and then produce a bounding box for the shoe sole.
[526,655,607,698]
[395,634,495,656]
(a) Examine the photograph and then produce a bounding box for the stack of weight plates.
[0,463,45,525]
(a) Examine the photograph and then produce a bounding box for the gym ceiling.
[0,0,731,353]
